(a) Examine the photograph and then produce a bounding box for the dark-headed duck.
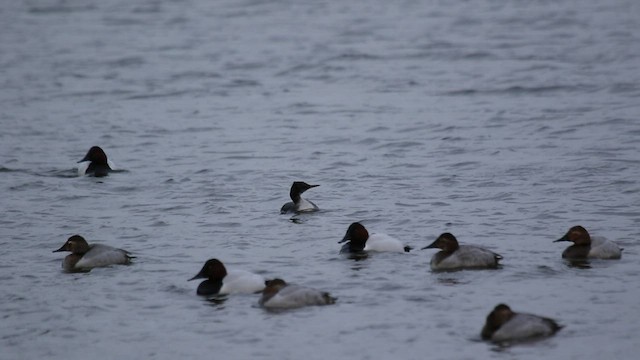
[481,304,562,343]
[422,233,502,271]
[339,222,411,254]
[188,258,265,296]
[53,235,133,272]
[554,225,622,260]
[77,146,112,177]
[280,181,320,214]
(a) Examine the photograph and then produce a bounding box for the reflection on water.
[205,297,229,307]
[565,260,592,269]
[436,277,465,286]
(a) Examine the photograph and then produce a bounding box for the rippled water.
[2,0,640,359]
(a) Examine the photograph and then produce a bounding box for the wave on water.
[442,84,599,96]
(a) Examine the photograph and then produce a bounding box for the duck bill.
[421,240,438,250]
[338,233,350,244]
[553,235,569,243]
[78,155,90,163]
[188,272,206,281]
[188,265,211,281]
[52,245,67,253]
[309,184,319,188]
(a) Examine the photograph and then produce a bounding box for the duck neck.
[290,189,301,203]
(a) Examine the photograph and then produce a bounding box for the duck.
[280,181,320,214]
[481,304,562,343]
[554,225,622,260]
[259,278,336,309]
[77,146,112,177]
[53,235,133,272]
[188,258,265,296]
[339,222,411,254]
[422,233,502,271]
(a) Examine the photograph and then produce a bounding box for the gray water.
[1,0,640,359]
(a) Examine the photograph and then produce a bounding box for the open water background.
[1,0,639,359]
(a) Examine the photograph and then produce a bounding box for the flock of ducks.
[55,146,625,344]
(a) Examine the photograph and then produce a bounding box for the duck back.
[431,245,501,271]
[588,236,622,259]
[218,269,265,294]
[74,244,132,269]
[261,284,335,308]
[490,313,561,342]
[363,233,408,253]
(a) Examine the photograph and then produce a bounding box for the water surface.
[1,1,640,359]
